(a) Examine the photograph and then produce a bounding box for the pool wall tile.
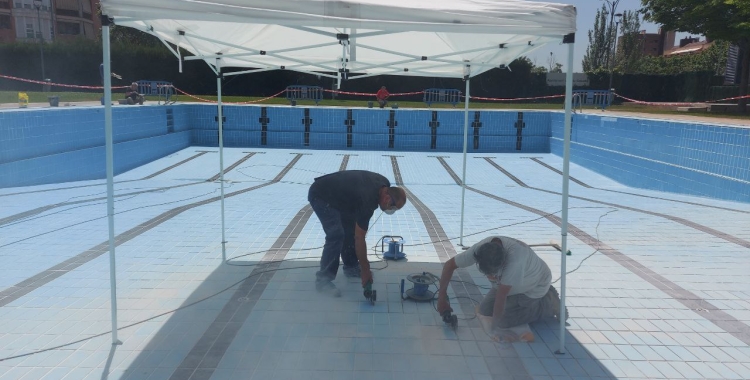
[550,113,749,202]
[0,105,747,203]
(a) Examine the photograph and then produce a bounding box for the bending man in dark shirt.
[308,170,407,297]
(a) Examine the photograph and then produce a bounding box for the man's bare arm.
[491,284,512,329]
[437,258,458,313]
[354,223,372,286]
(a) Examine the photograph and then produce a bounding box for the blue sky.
[524,0,698,72]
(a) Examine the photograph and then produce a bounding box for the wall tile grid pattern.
[189,104,550,153]
[550,113,750,202]
[0,106,191,187]
[1,104,748,203]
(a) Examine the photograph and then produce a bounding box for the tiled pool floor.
[0,147,748,380]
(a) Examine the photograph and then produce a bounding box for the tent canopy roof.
[101,0,576,78]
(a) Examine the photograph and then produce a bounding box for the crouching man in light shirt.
[437,236,565,332]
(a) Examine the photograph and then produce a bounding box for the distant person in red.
[376,86,390,108]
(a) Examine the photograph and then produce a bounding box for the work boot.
[343,265,361,278]
[548,285,568,321]
[316,281,342,298]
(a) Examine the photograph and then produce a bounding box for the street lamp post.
[608,13,623,93]
[33,0,46,86]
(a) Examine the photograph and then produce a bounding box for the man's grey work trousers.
[479,285,559,328]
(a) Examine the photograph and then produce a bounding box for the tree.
[615,10,643,73]
[531,66,548,74]
[108,26,162,47]
[582,4,613,72]
[632,40,729,75]
[641,0,750,112]
[601,0,622,70]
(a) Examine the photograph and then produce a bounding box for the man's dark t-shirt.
[309,170,390,231]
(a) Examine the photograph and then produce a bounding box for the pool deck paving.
[0,147,748,380]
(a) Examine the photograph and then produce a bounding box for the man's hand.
[360,267,373,287]
[437,296,452,315]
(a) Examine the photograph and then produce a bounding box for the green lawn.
[3,91,748,120]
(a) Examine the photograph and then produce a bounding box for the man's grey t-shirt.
[454,236,552,299]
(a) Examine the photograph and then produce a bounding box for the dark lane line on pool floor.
[387,155,533,375]
[166,155,351,380]
[484,158,750,249]
[0,152,261,227]
[0,154,305,307]
[435,156,750,346]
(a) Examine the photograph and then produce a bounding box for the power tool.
[363,280,376,305]
[441,309,458,330]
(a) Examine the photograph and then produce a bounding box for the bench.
[136,80,176,105]
[572,90,613,110]
[423,88,461,107]
[285,85,323,106]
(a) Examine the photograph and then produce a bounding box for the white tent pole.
[557,35,575,355]
[459,65,470,247]
[217,58,227,263]
[341,32,348,82]
[102,19,121,346]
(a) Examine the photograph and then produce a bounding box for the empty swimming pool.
[0,105,748,380]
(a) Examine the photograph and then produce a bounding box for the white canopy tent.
[100,0,577,353]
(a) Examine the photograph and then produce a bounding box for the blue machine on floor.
[382,236,406,260]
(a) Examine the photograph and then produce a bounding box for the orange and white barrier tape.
[615,92,750,106]
[468,94,565,102]
[172,86,286,104]
[3,73,747,105]
[322,89,425,97]
[0,74,129,90]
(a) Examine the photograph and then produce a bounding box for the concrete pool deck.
[0,147,748,380]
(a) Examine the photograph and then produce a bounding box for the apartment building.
[0,0,100,43]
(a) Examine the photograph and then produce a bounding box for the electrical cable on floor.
[0,185,233,248]
[224,206,616,265]
[2,175,236,227]
[234,165,327,186]
[0,206,616,362]
[0,194,140,229]
[0,170,619,361]
[551,208,618,284]
[0,260,321,363]
[225,208,386,264]
[398,206,619,250]
[1,182,210,228]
